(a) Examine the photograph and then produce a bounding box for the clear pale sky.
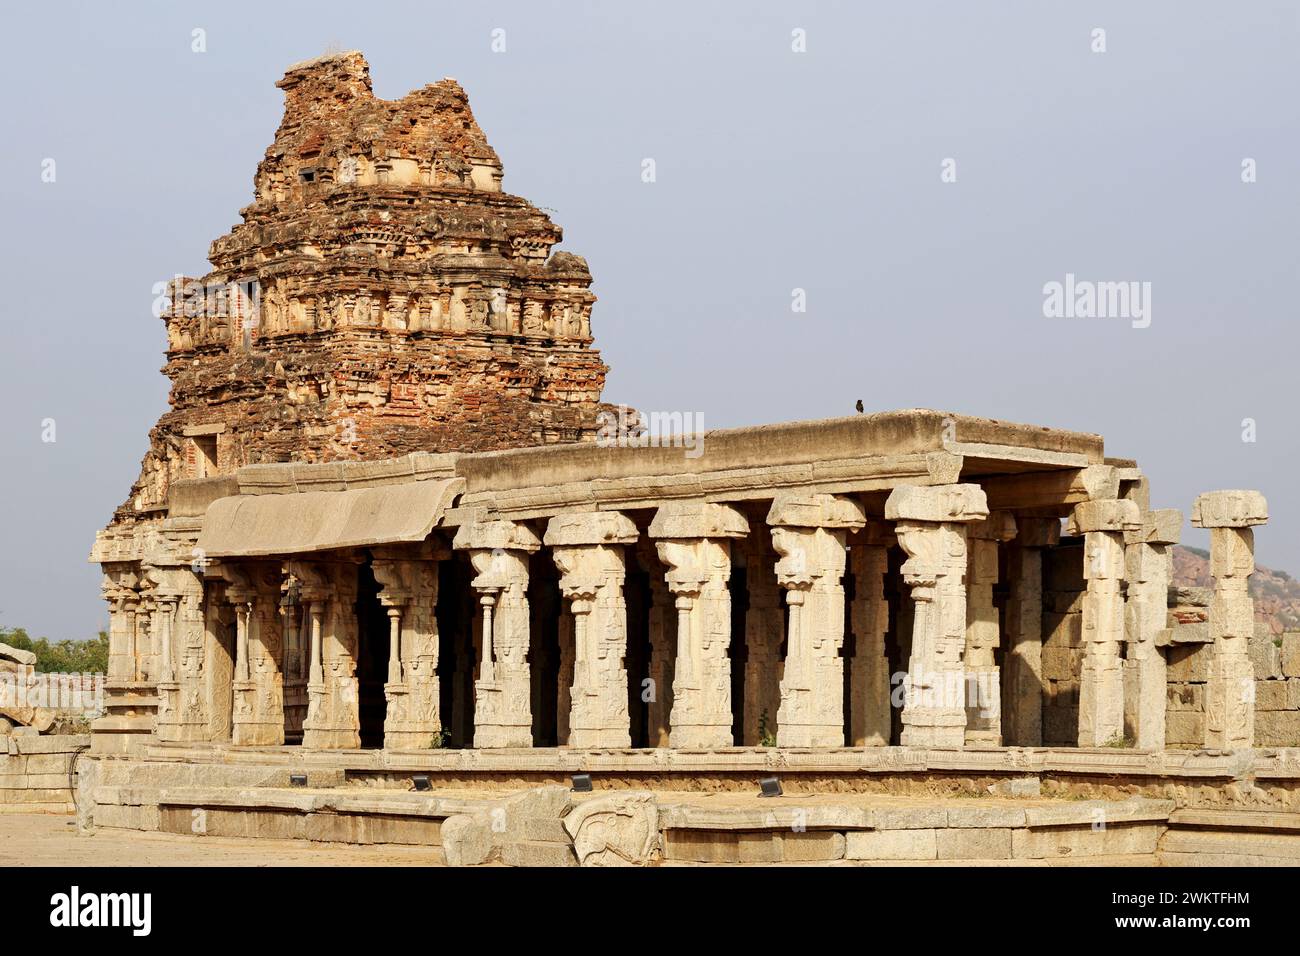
[2,1,1296,639]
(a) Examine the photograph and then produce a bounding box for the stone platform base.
[0,733,87,813]
[74,743,1300,865]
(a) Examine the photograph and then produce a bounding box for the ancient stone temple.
[82,53,1300,866]
[119,51,613,530]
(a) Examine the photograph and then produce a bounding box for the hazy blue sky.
[2,1,1297,639]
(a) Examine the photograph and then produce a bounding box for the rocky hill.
[1172,545,1300,634]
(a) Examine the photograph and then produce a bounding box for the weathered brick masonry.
[116,50,618,529]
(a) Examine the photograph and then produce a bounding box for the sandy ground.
[1,812,441,867]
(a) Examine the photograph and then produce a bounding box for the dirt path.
[0,812,441,867]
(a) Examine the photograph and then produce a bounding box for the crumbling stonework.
[114,50,620,535]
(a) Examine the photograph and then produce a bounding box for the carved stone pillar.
[1003,517,1060,747]
[301,562,361,750]
[104,572,141,683]
[280,595,306,739]
[220,564,284,746]
[1068,499,1141,747]
[453,520,542,748]
[137,594,156,684]
[220,565,258,743]
[1124,509,1181,750]
[545,512,638,748]
[556,613,575,745]
[648,502,749,748]
[371,552,415,748]
[636,539,675,748]
[964,512,1017,745]
[885,484,989,749]
[90,566,158,754]
[849,521,894,746]
[151,565,211,743]
[152,593,178,718]
[1192,491,1268,750]
[742,529,784,745]
[243,566,286,746]
[767,493,866,748]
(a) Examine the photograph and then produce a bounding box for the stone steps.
[656,797,1171,865]
[1159,808,1300,866]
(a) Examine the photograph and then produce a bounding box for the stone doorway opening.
[528,550,562,746]
[436,553,476,748]
[354,560,390,748]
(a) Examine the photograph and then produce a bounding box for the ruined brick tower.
[117,50,617,522]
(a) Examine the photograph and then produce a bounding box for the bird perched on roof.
[855,399,864,414]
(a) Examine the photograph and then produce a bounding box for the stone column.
[280,596,306,739]
[885,484,989,749]
[220,566,258,742]
[636,539,676,748]
[244,567,286,746]
[136,602,154,682]
[1124,509,1181,750]
[282,597,301,683]
[104,573,141,684]
[301,561,361,750]
[1192,491,1268,750]
[545,512,639,748]
[849,521,894,746]
[648,502,749,749]
[453,519,542,748]
[371,547,450,750]
[1003,517,1059,747]
[141,564,188,737]
[371,552,415,748]
[556,613,575,745]
[1067,499,1140,747]
[743,529,784,745]
[767,493,866,748]
[307,600,324,687]
[152,594,177,721]
[224,565,286,746]
[964,512,1017,745]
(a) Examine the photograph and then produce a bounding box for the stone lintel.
[767,492,866,529]
[980,466,1116,514]
[1123,508,1183,546]
[543,511,638,548]
[884,484,988,524]
[1066,499,1140,535]
[1191,490,1268,528]
[648,501,749,540]
[1013,516,1061,549]
[968,511,1017,542]
[860,519,896,548]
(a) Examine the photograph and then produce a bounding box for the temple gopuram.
[82,53,1298,867]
